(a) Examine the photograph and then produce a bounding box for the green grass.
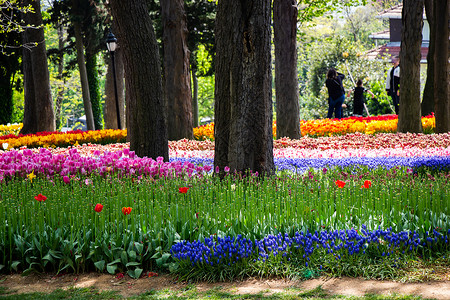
[0,285,431,300]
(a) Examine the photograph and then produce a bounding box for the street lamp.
[106,31,121,129]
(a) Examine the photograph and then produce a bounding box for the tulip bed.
[193,114,436,140]
[0,125,449,282]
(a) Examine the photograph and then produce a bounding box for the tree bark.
[397,0,423,133]
[105,46,125,129]
[214,0,274,176]
[20,29,37,134]
[421,0,435,117]
[161,0,193,140]
[110,0,168,160]
[274,0,301,139]
[433,0,449,133]
[73,18,95,131]
[20,0,55,135]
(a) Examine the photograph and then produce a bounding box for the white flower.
[2,143,8,150]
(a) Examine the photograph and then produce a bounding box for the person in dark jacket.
[385,56,400,114]
[347,79,374,116]
[325,68,345,119]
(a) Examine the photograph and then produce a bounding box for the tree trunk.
[421,0,435,117]
[105,46,125,129]
[20,0,55,135]
[110,0,168,160]
[215,0,274,176]
[274,0,301,139]
[433,0,449,133]
[192,69,199,128]
[0,68,13,125]
[161,0,193,140]
[86,53,103,130]
[397,0,423,133]
[55,24,65,130]
[20,30,37,134]
[73,18,95,131]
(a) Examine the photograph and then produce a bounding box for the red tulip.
[335,180,346,188]
[34,193,47,202]
[122,207,132,215]
[94,203,103,213]
[361,180,372,189]
[178,187,189,193]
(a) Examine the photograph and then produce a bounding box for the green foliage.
[0,167,449,280]
[86,54,103,130]
[298,35,393,120]
[197,75,215,121]
[297,0,367,25]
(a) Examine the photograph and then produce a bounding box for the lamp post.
[106,31,121,129]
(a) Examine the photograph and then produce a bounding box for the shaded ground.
[0,273,449,299]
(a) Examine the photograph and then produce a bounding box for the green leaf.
[127,250,137,261]
[42,253,54,263]
[94,260,105,272]
[161,253,171,262]
[155,257,163,267]
[62,258,75,273]
[33,237,42,253]
[151,252,161,259]
[106,264,117,275]
[169,262,178,273]
[134,268,143,279]
[108,258,121,265]
[125,262,141,267]
[134,243,144,255]
[120,251,128,265]
[21,268,36,276]
[11,261,21,271]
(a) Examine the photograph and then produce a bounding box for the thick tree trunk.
[20,31,37,134]
[433,0,449,133]
[20,0,55,135]
[215,0,274,176]
[73,19,95,131]
[274,0,301,139]
[161,0,193,140]
[192,70,199,128]
[421,0,435,117]
[86,54,103,130]
[0,69,13,125]
[397,0,423,133]
[110,0,168,160]
[105,46,125,129]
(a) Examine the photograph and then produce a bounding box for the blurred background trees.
[1,0,446,133]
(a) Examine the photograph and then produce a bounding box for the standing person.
[325,68,346,119]
[385,56,400,114]
[347,79,374,117]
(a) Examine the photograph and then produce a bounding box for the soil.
[0,273,449,299]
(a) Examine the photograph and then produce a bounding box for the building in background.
[366,4,429,63]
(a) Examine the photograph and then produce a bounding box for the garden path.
[0,273,449,299]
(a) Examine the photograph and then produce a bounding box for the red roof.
[365,45,429,63]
